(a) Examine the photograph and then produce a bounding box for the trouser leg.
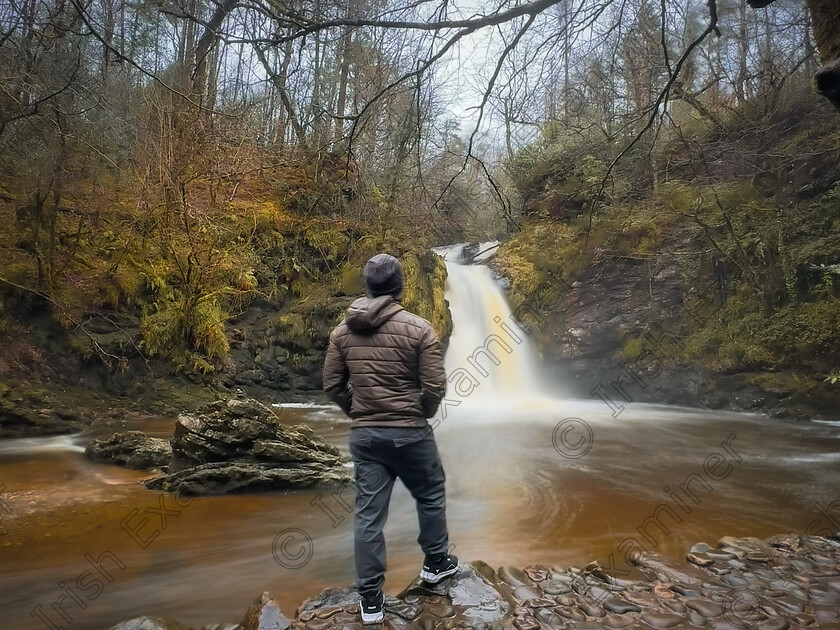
[394,434,449,557]
[351,440,396,597]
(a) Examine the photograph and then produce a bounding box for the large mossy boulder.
[143,393,350,496]
[168,395,343,470]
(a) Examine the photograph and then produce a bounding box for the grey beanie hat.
[363,254,404,298]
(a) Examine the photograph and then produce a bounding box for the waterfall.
[433,243,544,406]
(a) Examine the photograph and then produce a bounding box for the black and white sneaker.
[420,553,459,583]
[359,592,384,624]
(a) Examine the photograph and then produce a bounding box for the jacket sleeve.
[418,325,446,418]
[323,328,353,416]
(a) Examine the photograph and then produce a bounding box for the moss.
[401,250,452,343]
[622,336,645,361]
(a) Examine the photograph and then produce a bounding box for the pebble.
[533,608,562,625]
[687,552,714,567]
[603,615,634,628]
[579,602,605,617]
[662,599,686,613]
[552,604,573,618]
[512,615,539,630]
[669,583,702,597]
[602,596,641,614]
[512,585,542,601]
[569,608,587,621]
[684,598,723,618]
[792,612,815,625]
[522,598,555,608]
[542,579,571,595]
[757,619,790,630]
[498,567,529,586]
[813,605,840,621]
[640,611,686,628]
[719,546,747,559]
[719,574,749,587]
[687,610,706,626]
[705,550,737,561]
[524,566,549,582]
[774,597,805,614]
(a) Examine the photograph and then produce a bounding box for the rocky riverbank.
[110,532,840,630]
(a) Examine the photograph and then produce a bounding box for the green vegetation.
[496,89,840,391]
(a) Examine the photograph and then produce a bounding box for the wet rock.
[757,619,790,630]
[498,567,530,587]
[512,616,539,630]
[685,598,723,618]
[542,579,572,595]
[631,552,706,585]
[720,574,749,588]
[0,395,82,438]
[512,585,542,601]
[579,601,606,617]
[297,587,359,615]
[145,461,349,495]
[447,563,509,624]
[687,552,715,567]
[169,395,343,469]
[147,533,840,630]
[86,431,172,470]
[687,610,706,626]
[640,611,686,628]
[524,566,549,582]
[108,617,190,630]
[669,583,703,597]
[662,599,686,613]
[144,394,349,495]
[241,592,291,630]
[602,596,641,614]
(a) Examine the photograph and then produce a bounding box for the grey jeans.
[349,426,449,597]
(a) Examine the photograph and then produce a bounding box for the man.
[323,253,458,625]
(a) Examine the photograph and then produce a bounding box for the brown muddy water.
[1,400,839,630]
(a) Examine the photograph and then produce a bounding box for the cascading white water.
[434,243,544,405]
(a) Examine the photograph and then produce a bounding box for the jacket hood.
[345,295,404,332]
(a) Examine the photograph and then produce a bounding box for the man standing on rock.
[323,253,458,624]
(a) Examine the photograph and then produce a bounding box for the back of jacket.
[323,295,446,427]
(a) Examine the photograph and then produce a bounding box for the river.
[1,245,839,629]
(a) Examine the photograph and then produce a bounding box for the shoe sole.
[420,565,458,583]
[360,610,384,625]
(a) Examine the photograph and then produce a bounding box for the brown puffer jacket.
[323,295,446,427]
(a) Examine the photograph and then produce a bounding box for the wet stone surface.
[110,533,840,629]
